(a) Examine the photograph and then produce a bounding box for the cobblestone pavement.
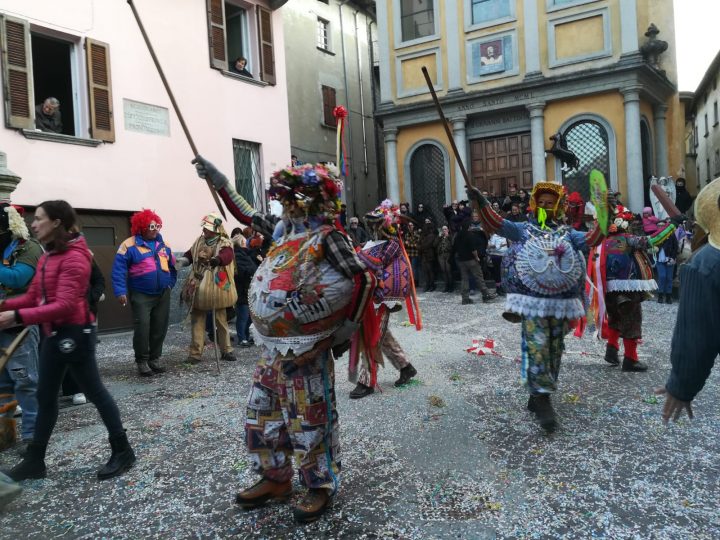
[1,291,718,539]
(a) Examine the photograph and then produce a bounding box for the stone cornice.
[376,62,676,128]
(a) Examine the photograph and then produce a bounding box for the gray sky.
[674,0,720,92]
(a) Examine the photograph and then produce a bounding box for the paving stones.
[1,294,718,539]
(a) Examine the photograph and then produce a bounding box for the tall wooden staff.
[421,67,476,204]
[127,0,227,220]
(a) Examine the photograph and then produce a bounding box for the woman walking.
[0,201,135,481]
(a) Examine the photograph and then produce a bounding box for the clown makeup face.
[143,221,160,241]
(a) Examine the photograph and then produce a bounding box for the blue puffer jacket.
[111,234,177,296]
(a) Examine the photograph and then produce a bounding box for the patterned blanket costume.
[197,159,373,500]
[470,182,605,430]
[349,200,421,391]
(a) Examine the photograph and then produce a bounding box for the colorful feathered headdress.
[364,199,403,236]
[268,163,343,219]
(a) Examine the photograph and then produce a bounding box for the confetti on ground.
[1,292,717,539]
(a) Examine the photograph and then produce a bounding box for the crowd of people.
[0,163,717,525]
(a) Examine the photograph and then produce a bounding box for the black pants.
[34,330,125,445]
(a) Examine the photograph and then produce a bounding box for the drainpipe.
[354,10,369,176]
[338,0,356,216]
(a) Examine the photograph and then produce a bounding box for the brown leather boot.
[235,478,292,509]
[293,488,332,523]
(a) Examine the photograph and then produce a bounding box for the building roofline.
[689,49,720,109]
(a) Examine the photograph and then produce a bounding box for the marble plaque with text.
[123,99,170,136]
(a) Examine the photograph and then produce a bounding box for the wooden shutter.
[256,6,276,85]
[86,38,115,142]
[207,0,228,70]
[0,16,34,129]
[322,85,336,127]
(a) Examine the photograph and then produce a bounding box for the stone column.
[451,117,468,200]
[0,152,21,201]
[523,0,542,76]
[622,87,644,212]
[376,0,392,104]
[527,102,546,184]
[654,103,669,177]
[384,128,400,203]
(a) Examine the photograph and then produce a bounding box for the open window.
[206,0,275,85]
[0,14,115,142]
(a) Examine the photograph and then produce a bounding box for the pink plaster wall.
[0,0,290,249]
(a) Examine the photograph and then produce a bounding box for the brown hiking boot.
[235,478,292,509]
[293,488,332,523]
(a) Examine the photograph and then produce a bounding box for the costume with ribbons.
[473,183,604,394]
[586,205,664,363]
[349,200,422,389]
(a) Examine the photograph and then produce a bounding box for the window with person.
[207,0,274,84]
[0,17,115,141]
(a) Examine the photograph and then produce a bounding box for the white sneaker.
[72,393,87,405]
[13,405,21,417]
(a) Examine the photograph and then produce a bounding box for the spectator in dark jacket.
[231,229,258,347]
[35,98,62,133]
[507,203,528,223]
[419,218,439,291]
[655,176,720,424]
[452,221,496,305]
[412,202,435,225]
[347,217,369,247]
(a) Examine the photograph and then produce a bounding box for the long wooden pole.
[421,66,473,190]
[127,0,227,220]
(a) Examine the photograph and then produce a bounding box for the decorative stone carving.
[0,152,21,202]
[640,23,668,73]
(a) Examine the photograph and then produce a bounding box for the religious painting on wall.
[470,35,512,77]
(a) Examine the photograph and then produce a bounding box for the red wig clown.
[130,209,162,236]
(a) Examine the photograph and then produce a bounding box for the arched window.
[562,120,611,201]
[410,144,446,221]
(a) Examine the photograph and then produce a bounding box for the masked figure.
[192,156,374,523]
[467,182,605,432]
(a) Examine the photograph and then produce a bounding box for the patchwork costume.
[349,200,421,398]
[469,182,605,431]
[193,157,373,522]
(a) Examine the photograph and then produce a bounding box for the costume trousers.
[357,329,410,387]
[0,326,39,441]
[130,289,171,362]
[520,316,569,395]
[458,259,490,300]
[33,330,125,444]
[605,292,642,339]
[189,308,231,359]
[245,348,340,493]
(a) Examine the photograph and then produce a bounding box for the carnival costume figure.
[587,202,672,372]
[178,213,237,364]
[348,200,422,399]
[193,156,374,523]
[467,182,605,432]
